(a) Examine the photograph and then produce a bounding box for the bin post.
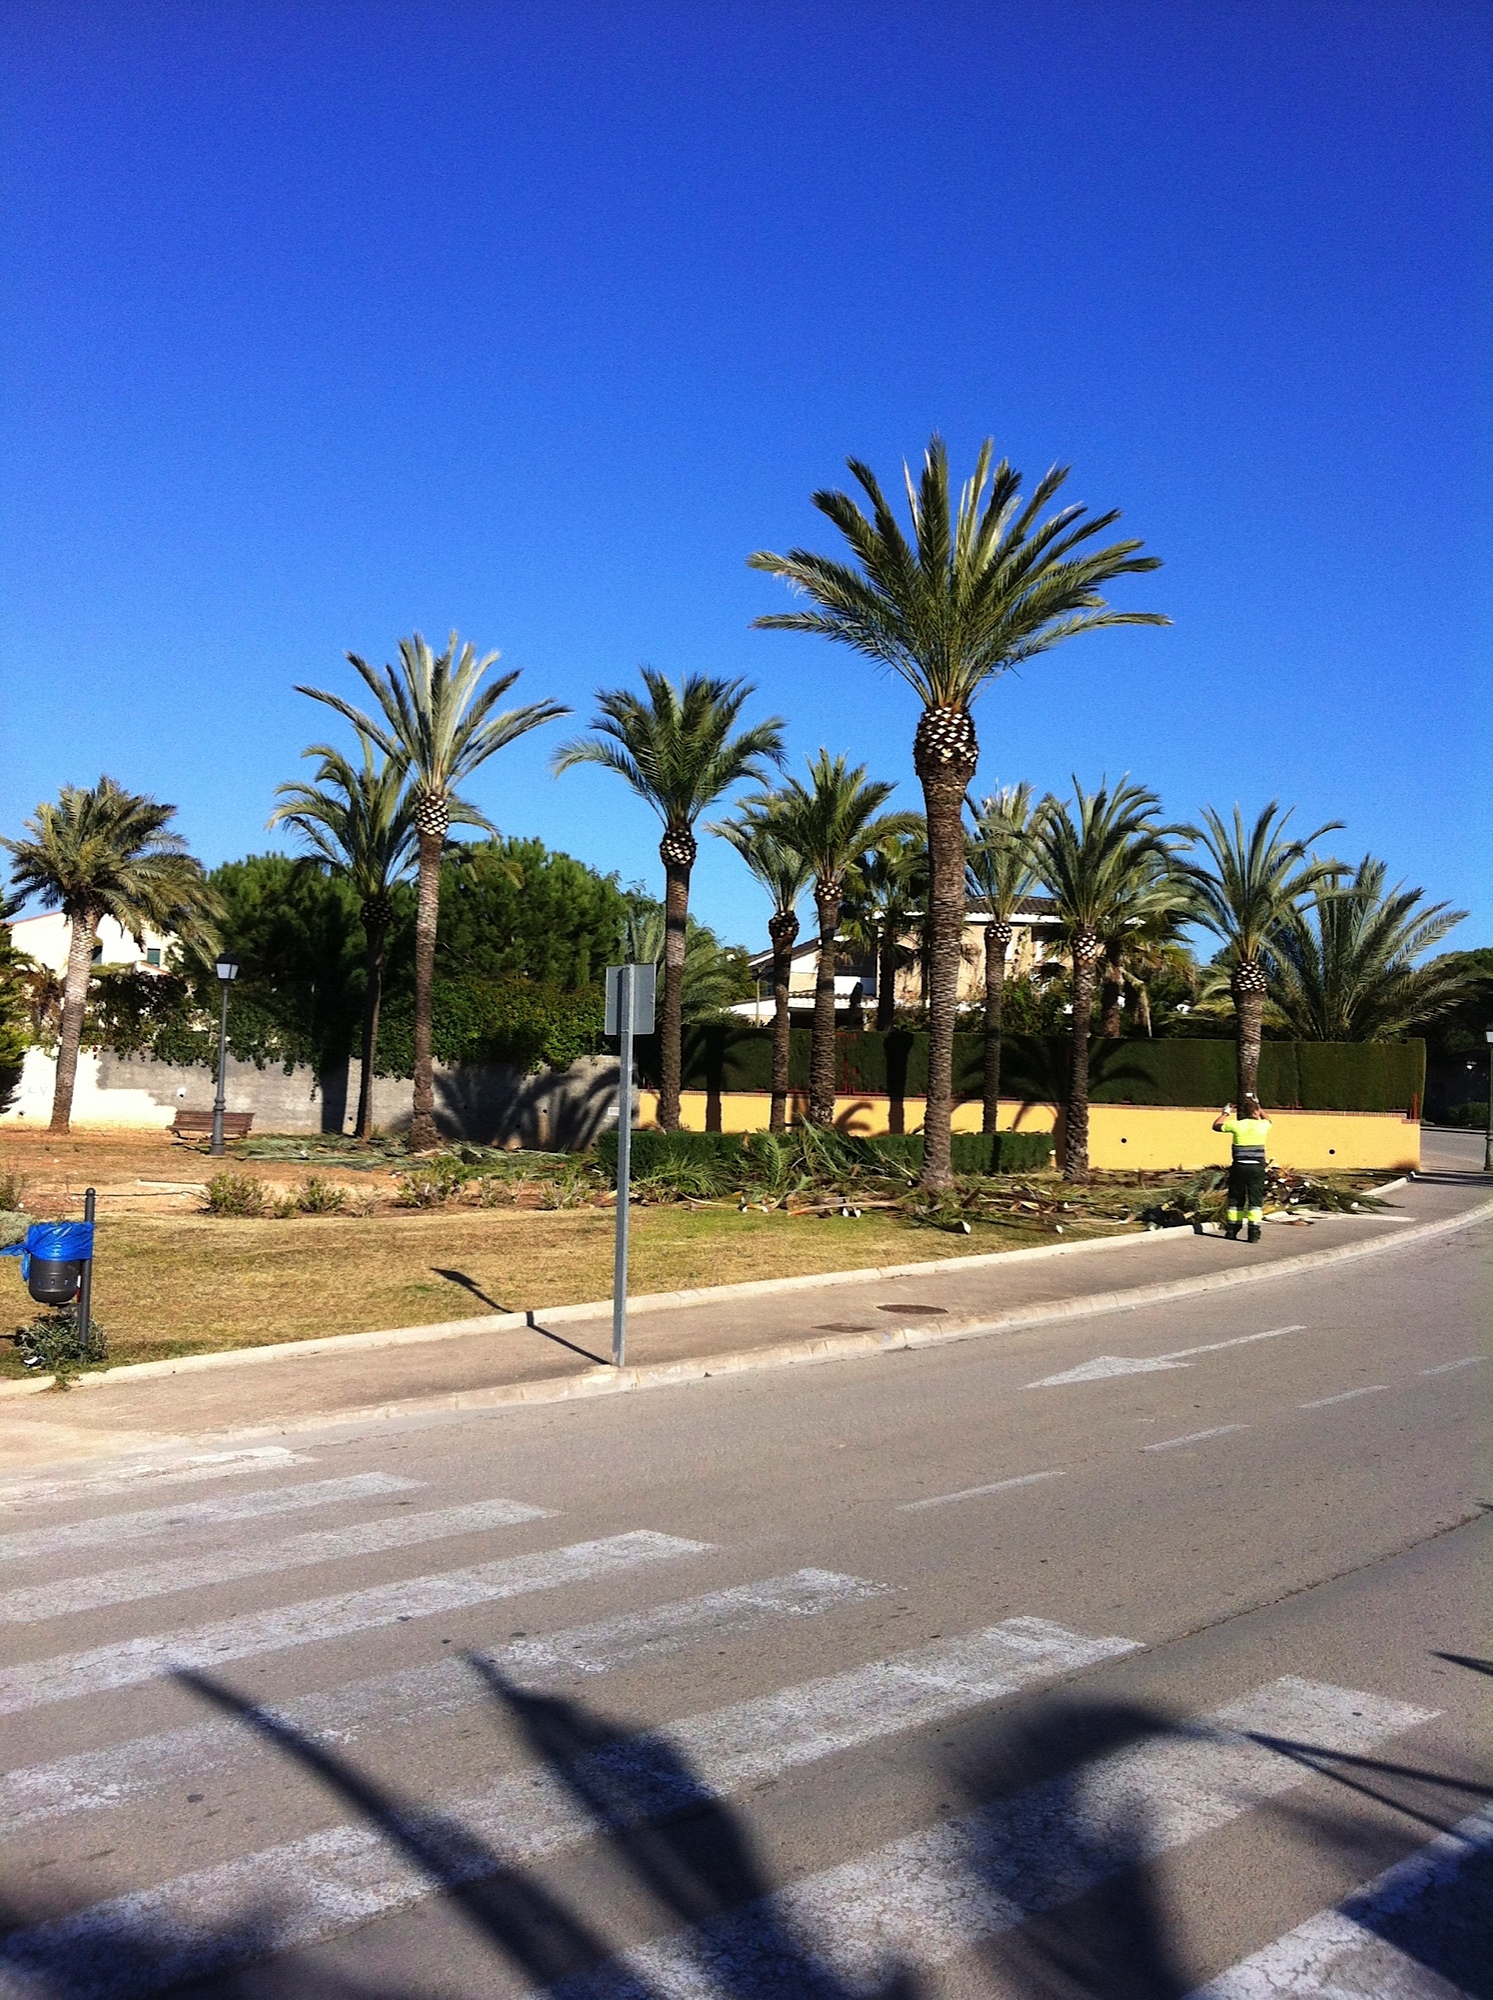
[76,1187,96,1360]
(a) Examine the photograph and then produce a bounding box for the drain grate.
[878,1303,949,1316]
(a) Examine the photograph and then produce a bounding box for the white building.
[6,910,173,976]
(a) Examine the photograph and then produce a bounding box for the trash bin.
[1,1221,95,1306]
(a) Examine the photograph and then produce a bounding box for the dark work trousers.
[1226,1159,1267,1224]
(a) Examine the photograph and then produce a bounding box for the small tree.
[298,632,567,1151]
[753,754,918,1126]
[714,815,812,1130]
[2,777,218,1132]
[965,786,1038,1131]
[553,671,784,1130]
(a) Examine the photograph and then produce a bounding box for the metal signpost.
[1484,1027,1493,1174]
[605,962,656,1367]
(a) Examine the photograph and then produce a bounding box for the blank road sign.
[605,963,657,1037]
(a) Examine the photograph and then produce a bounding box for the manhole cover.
[815,1322,875,1333]
[878,1303,948,1316]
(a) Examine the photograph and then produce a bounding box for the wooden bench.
[172,1109,255,1141]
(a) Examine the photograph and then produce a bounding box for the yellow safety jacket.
[1219,1115,1271,1165]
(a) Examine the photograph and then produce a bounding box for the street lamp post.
[211,956,239,1157]
[1484,1028,1493,1174]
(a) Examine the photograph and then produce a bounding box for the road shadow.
[431,1269,608,1365]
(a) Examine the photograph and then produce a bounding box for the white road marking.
[0,1569,880,1836]
[0,1472,424,1566]
[1142,1424,1249,1452]
[538,1677,1436,2000]
[1031,1325,1306,1388]
[0,1531,708,1715]
[0,1448,312,1510]
[1186,1803,1492,1997]
[1421,1356,1481,1376]
[897,1470,1066,1511]
[0,1495,555,1625]
[1298,1384,1389,1409]
[0,1617,1139,1997]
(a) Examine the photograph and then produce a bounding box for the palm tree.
[1264,857,1467,1041]
[553,671,784,1131]
[842,831,927,1033]
[622,904,752,1022]
[753,755,918,1126]
[1030,779,1171,1179]
[2,777,218,1133]
[298,631,567,1151]
[965,785,1039,1132]
[714,815,812,1130]
[1181,804,1343,1107]
[269,738,454,1139]
[1095,850,1190,1038]
[749,434,1167,1187]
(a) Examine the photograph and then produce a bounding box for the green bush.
[1433,1101,1488,1129]
[869,1131,1054,1174]
[204,1172,268,1217]
[593,1130,747,1182]
[593,1125,1051,1184]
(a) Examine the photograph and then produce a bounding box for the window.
[145,948,161,967]
[90,944,103,963]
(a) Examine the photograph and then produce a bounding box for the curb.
[203,1194,1493,1437]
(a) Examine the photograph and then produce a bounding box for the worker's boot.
[1223,1221,1241,1240]
[1247,1223,1262,1244]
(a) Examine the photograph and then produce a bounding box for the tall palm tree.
[714,815,812,1130]
[269,738,448,1139]
[1095,849,1190,1038]
[298,631,567,1151]
[965,785,1039,1132]
[1030,779,1170,1179]
[1181,803,1343,1107]
[753,755,918,1126]
[749,434,1167,1187]
[553,670,784,1131]
[841,831,927,1033]
[1264,857,1467,1041]
[2,777,218,1132]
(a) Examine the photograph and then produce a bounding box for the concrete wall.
[2,1048,623,1151]
[634,1088,1421,1172]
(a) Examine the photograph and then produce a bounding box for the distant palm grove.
[2,437,1484,1184]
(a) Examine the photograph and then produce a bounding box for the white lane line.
[0,1617,1140,1997]
[1142,1424,1249,1452]
[0,1531,707,1715]
[1421,1356,1481,1376]
[1186,1803,1492,1997]
[0,1448,311,1510]
[897,1470,1066,1512]
[1298,1384,1389,1410]
[0,1473,424,1566]
[0,1570,882,1836]
[1031,1325,1306,1387]
[540,1677,1436,2000]
[0,1495,554,1625]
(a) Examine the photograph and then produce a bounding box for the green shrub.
[868,1132,1054,1174]
[393,1157,469,1208]
[593,1130,748,1184]
[295,1175,347,1215]
[0,1169,28,1213]
[594,1125,1052,1184]
[1433,1101,1488,1129]
[18,1307,105,1377]
[204,1172,268,1218]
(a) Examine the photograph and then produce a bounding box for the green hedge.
[630,1027,1423,1113]
[592,1126,1051,1181]
[593,1130,747,1179]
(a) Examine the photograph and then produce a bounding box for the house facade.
[6,910,174,976]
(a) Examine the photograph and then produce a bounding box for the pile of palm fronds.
[1138,1164,1390,1228]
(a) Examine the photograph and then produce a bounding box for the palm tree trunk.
[914,705,978,1189]
[982,920,1010,1135]
[409,827,443,1151]
[767,908,798,1132]
[1100,939,1124,1038]
[49,911,99,1133]
[1232,960,1268,1105]
[356,917,388,1141]
[657,826,696,1133]
[875,923,898,1033]
[1064,933,1102,1180]
[808,882,841,1126]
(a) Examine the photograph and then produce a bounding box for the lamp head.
[215,955,239,984]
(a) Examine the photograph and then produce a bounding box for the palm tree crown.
[713,813,814,1131]
[966,785,1039,925]
[269,740,418,911]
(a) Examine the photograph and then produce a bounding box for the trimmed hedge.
[592,1126,1052,1181]
[630,1027,1424,1113]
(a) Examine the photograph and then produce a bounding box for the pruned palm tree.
[270,738,458,1139]
[1264,857,1467,1041]
[713,815,812,1130]
[842,831,927,1033]
[2,777,219,1132]
[1030,779,1171,1179]
[298,631,567,1150]
[752,755,919,1126]
[1181,803,1343,1107]
[749,434,1167,1187]
[622,904,752,1023]
[553,671,784,1131]
[965,785,1038,1132]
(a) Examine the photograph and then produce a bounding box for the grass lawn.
[0,1203,1082,1374]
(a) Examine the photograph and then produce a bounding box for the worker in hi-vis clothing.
[1212,1094,1271,1243]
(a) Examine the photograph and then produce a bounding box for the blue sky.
[3,1,1488,954]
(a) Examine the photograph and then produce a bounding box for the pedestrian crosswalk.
[0,1448,1477,1999]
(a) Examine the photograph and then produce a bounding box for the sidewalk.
[3,1143,1487,1478]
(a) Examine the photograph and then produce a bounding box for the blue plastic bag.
[0,1220,94,1280]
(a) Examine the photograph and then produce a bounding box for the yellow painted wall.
[633,1091,1419,1171]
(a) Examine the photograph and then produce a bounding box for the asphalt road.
[1,1150,1488,1998]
